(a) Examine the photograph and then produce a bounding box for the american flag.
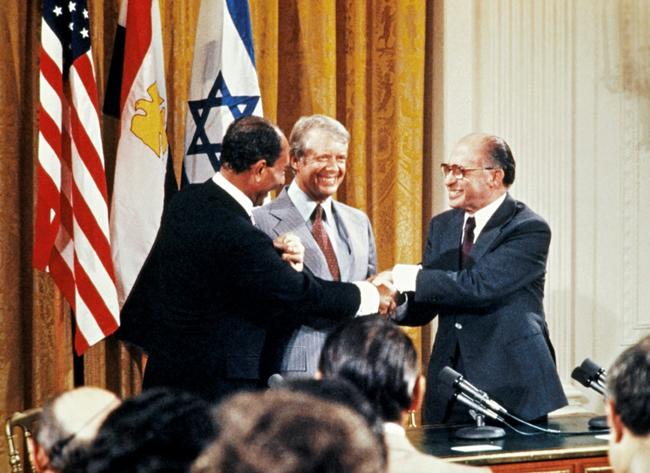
[34,0,119,354]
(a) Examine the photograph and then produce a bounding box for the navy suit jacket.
[399,194,567,423]
[117,180,361,403]
[253,187,377,376]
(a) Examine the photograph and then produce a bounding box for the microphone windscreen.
[267,374,285,388]
[580,358,602,377]
[438,366,460,387]
[571,366,591,387]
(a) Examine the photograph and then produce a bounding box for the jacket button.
[454,322,463,330]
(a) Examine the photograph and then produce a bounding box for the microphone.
[571,359,608,430]
[267,373,285,388]
[453,392,505,423]
[571,359,606,396]
[438,366,509,415]
[580,358,607,385]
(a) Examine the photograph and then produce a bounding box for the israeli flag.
[183,0,262,186]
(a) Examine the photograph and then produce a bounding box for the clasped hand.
[274,233,304,272]
[368,270,398,317]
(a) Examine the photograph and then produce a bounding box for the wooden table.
[406,414,612,472]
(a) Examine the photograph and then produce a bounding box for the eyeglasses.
[440,163,495,179]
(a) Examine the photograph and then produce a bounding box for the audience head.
[192,389,385,473]
[219,116,289,205]
[444,132,514,213]
[279,377,386,462]
[318,316,422,424]
[34,387,120,473]
[289,114,349,203]
[64,388,217,473]
[606,335,650,472]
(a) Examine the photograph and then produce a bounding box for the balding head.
[443,132,514,213]
[35,387,120,472]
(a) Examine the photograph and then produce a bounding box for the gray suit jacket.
[253,187,377,376]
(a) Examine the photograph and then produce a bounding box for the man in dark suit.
[117,116,392,403]
[253,115,377,378]
[385,132,567,424]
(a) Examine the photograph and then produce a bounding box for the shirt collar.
[212,172,254,219]
[383,422,406,436]
[287,180,334,222]
[464,192,507,240]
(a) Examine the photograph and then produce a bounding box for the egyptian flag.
[105,0,176,308]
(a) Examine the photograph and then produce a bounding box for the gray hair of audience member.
[607,335,650,436]
[319,316,418,423]
[35,387,120,471]
[192,389,385,473]
[289,114,350,158]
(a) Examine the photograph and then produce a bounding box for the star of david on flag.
[186,71,259,172]
[183,0,263,186]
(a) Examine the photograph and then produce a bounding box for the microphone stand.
[455,410,506,440]
[452,393,506,440]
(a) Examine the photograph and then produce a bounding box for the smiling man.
[386,132,567,425]
[254,115,377,378]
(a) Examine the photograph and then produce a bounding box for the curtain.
[0,0,428,463]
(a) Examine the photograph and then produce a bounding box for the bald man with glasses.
[383,133,567,425]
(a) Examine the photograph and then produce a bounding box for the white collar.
[287,180,334,223]
[212,172,254,219]
[383,422,406,436]
[464,192,507,241]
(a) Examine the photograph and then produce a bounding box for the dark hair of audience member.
[607,335,650,436]
[318,316,418,423]
[220,115,282,173]
[279,377,387,464]
[192,389,385,473]
[62,388,218,473]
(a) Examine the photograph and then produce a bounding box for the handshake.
[369,270,401,317]
[274,233,404,317]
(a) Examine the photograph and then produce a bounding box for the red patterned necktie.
[311,204,340,281]
[461,216,476,268]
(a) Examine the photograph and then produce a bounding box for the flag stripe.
[40,21,62,70]
[69,99,110,205]
[120,0,152,112]
[74,250,120,332]
[38,110,63,162]
[71,178,114,279]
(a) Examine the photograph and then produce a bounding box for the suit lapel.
[429,210,464,270]
[331,202,356,280]
[268,189,329,278]
[471,193,517,262]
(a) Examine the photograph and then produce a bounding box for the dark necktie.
[311,205,340,281]
[461,216,476,268]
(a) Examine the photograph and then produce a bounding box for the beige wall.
[431,0,650,412]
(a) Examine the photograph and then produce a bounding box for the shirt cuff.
[353,281,380,316]
[392,264,421,293]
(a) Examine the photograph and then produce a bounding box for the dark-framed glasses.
[440,163,495,179]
